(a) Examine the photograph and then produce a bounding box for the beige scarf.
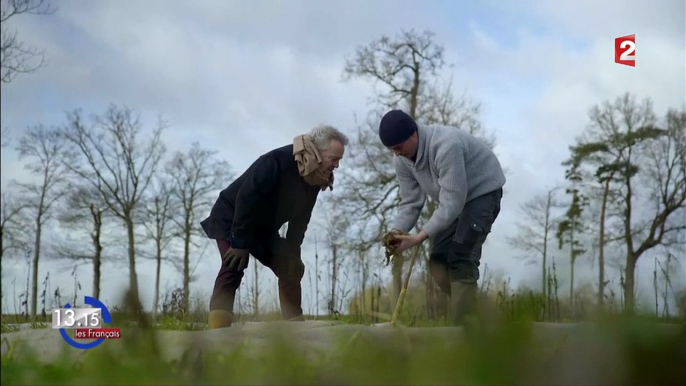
[293,134,334,191]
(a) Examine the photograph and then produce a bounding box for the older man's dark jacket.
[200,144,320,259]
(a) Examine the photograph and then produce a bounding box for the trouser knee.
[290,259,305,281]
[209,269,243,311]
[274,259,304,282]
[270,244,305,281]
[448,238,484,283]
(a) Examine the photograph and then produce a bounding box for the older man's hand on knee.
[223,247,250,271]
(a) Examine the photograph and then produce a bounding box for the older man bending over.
[201,125,348,328]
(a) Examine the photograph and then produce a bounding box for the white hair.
[309,124,349,151]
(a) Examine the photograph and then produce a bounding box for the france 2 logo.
[615,34,635,67]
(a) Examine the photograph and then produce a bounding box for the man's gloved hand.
[381,229,407,265]
[223,248,250,271]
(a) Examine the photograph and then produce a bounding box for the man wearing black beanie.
[379,109,506,326]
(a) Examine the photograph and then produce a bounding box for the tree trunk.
[153,245,161,321]
[622,166,635,313]
[93,246,101,300]
[543,191,552,300]
[253,263,259,318]
[360,252,367,319]
[569,231,575,315]
[391,257,402,311]
[315,241,319,317]
[376,284,381,322]
[125,216,140,305]
[570,256,575,315]
[330,244,337,315]
[30,216,42,319]
[426,261,434,320]
[653,258,658,317]
[90,204,102,300]
[624,255,637,313]
[542,228,548,300]
[598,180,610,309]
[1,231,4,281]
[183,225,191,314]
[25,255,31,319]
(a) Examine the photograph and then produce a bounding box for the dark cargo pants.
[209,237,305,320]
[428,188,503,294]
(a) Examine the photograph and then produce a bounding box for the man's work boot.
[208,309,233,329]
[449,281,478,326]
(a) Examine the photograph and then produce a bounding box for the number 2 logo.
[615,34,635,67]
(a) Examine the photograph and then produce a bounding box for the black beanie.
[378,109,417,147]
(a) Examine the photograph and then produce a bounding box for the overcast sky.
[1,0,684,316]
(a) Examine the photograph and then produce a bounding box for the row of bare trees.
[1,105,233,319]
[507,94,685,314]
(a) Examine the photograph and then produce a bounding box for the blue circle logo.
[59,296,112,350]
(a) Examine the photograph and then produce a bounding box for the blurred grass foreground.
[2,303,685,385]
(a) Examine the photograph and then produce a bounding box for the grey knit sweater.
[392,124,506,238]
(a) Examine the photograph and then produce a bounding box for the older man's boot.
[449,281,478,326]
[208,309,233,329]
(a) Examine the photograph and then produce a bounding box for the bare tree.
[250,260,262,318]
[643,108,686,253]
[139,175,175,320]
[316,199,350,316]
[563,131,627,309]
[14,124,71,318]
[342,29,444,118]
[1,0,56,83]
[311,229,321,317]
[0,190,28,279]
[167,142,232,314]
[506,186,562,298]
[55,185,115,300]
[60,104,167,304]
[556,183,589,313]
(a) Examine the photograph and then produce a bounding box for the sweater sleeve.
[392,158,426,232]
[230,155,280,249]
[422,140,468,238]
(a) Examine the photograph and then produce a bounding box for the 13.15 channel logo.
[52,296,121,349]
